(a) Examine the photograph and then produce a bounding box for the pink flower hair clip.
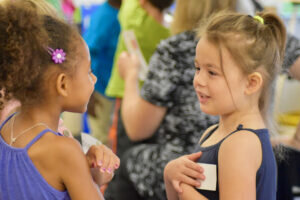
[47,47,66,64]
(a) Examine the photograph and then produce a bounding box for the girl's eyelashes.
[194,63,218,76]
[208,70,217,76]
[194,63,201,71]
[195,67,201,71]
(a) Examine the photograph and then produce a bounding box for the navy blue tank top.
[0,113,71,200]
[194,124,276,200]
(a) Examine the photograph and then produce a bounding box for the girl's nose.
[194,70,207,87]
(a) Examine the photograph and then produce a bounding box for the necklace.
[10,115,50,146]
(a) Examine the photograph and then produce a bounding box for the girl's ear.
[56,73,68,97]
[245,72,263,95]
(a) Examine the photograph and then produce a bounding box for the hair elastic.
[253,15,264,25]
[47,47,66,64]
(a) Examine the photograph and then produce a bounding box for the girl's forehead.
[196,37,245,74]
[195,38,221,66]
[77,38,91,62]
[196,38,219,56]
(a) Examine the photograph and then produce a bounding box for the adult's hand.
[118,51,140,80]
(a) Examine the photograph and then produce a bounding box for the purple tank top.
[0,113,71,200]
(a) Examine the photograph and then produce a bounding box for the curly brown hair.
[0,0,81,108]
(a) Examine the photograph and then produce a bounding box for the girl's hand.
[118,51,140,80]
[164,152,205,193]
[86,144,120,186]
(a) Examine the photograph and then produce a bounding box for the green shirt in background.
[46,0,63,17]
[105,0,170,98]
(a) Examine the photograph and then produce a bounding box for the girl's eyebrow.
[195,59,219,69]
[206,64,218,68]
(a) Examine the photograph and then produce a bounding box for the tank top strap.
[235,124,258,133]
[219,124,245,142]
[0,112,17,131]
[199,125,219,145]
[200,124,249,146]
[219,124,263,144]
[25,128,59,150]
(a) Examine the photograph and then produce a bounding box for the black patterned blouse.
[123,31,218,200]
[283,33,300,72]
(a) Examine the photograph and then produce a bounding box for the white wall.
[73,0,105,7]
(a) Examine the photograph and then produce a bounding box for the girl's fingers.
[186,151,202,161]
[113,156,120,169]
[106,153,116,174]
[100,148,109,173]
[184,159,203,173]
[172,180,182,193]
[183,166,205,180]
[107,152,120,173]
[180,174,201,188]
[86,155,95,168]
[86,145,100,168]
[93,145,104,168]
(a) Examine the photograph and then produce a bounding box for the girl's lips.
[197,92,210,104]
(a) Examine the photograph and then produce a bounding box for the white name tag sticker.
[196,163,217,191]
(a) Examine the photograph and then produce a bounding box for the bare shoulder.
[219,130,262,170]
[198,124,218,142]
[30,132,85,169]
[221,130,262,151]
[49,133,84,164]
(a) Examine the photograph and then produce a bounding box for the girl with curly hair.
[0,0,119,199]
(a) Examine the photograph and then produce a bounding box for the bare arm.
[57,138,104,200]
[178,183,208,200]
[284,34,300,80]
[164,152,205,200]
[218,131,262,200]
[119,52,166,141]
[165,170,206,200]
[289,56,300,80]
[165,176,180,200]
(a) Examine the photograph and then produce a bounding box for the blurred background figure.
[105,0,173,162]
[104,0,236,200]
[83,0,121,146]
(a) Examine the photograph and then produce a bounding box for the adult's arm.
[121,67,167,141]
[289,57,300,80]
[283,34,300,80]
[119,52,167,141]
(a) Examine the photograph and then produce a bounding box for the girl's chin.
[199,105,219,116]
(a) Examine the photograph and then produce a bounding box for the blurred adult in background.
[105,1,236,199]
[105,0,173,164]
[83,0,121,145]
[105,0,173,98]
